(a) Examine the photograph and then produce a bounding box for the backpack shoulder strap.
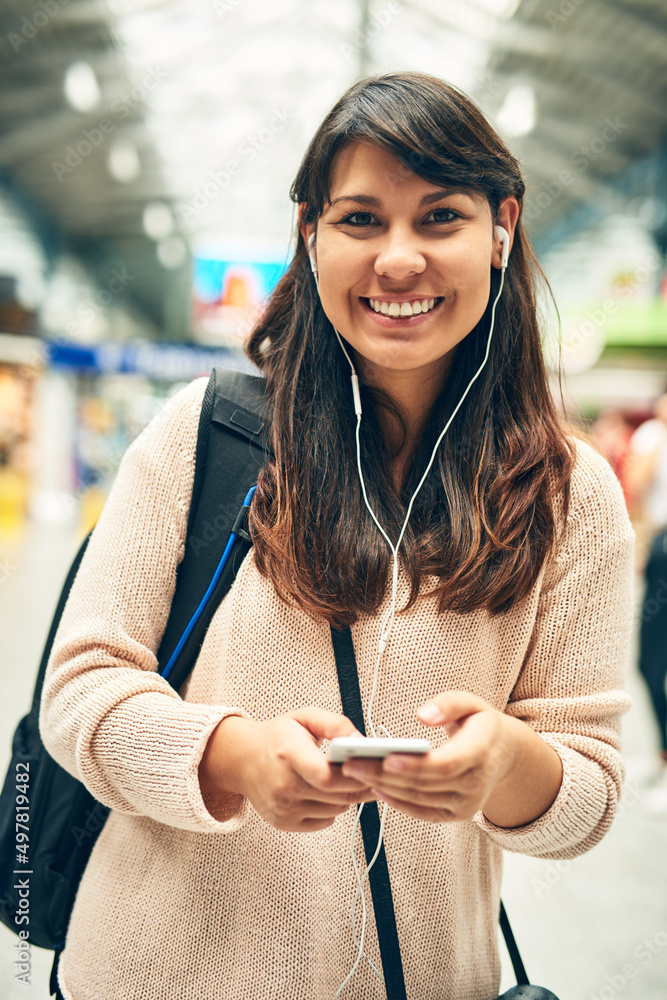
[330,626,408,1000]
[330,626,532,995]
[186,366,269,536]
[156,367,270,689]
[28,530,93,724]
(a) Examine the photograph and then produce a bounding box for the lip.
[360,296,445,327]
[363,294,442,302]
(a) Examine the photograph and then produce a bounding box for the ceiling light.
[64,61,101,112]
[497,84,536,138]
[107,137,141,182]
[473,0,520,17]
[157,236,187,270]
[142,202,174,241]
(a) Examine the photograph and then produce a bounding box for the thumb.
[290,706,362,745]
[416,691,490,731]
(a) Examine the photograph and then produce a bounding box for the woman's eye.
[342,212,375,226]
[340,208,461,226]
[429,208,459,223]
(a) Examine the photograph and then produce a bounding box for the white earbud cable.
[309,239,507,997]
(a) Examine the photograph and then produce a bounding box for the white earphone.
[495,224,510,269]
[307,231,318,276]
[307,219,511,999]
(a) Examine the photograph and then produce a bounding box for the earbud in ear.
[494,225,510,270]
[307,232,318,278]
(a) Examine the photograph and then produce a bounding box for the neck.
[352,352,455,488]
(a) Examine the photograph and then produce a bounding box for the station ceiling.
[0,0,665,336]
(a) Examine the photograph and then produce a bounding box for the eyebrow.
[328,187,474,208]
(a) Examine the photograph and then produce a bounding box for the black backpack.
[0,367,269,957]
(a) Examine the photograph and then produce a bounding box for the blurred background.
[1,0,666,997]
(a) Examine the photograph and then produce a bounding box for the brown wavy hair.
[246,71,576,628]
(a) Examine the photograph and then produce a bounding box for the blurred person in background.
[591,408,634,510]
[626,392,667,812]
[38,72,635,1000]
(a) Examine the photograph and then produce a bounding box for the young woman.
[41,71,635,1000]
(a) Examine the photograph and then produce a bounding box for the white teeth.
[368,297,438,316]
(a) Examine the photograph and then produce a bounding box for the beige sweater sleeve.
[473,438,635,859]
[38,377,252,835]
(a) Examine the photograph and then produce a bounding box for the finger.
[384,751,480,783]
[416,691,491,729]
[290,706,362,744]
[268,793,347,823]
[286,751,378,799]
[374,790,456,824]
[416,708,502,784]
[340,760,386,783]
[282,719,371,794]
[294,757,378,795]
[289,785,379,807]
[295,799,355,819]
[272,814,341,834]
[370,783,468,812]
[430,713,501,780]
[341,758,441,790]
[273,795,377,825]
[343,752,475,787]
[296,817,338,832]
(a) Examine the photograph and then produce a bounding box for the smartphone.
[327,737,431,764]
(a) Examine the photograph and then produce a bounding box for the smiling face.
[301,140,515,394]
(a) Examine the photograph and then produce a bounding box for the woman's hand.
[340,691,561,827]
[199,708,378,833]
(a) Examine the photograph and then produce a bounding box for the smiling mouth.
[361,296,445,318]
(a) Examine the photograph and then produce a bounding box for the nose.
[373,226,427,280]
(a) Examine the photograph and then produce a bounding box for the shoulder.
[111,377,211,519]
[568,434,624,503]
[559,434,634,547]
[536,435,635,597]
[138,376,209,440]
[127,376,209,460]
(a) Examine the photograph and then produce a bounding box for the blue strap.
[160,485,256,681]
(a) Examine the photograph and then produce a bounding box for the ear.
[493,196,520,268]
[298,202,315,253]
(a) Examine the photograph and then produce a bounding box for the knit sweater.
[40,375,635,1000]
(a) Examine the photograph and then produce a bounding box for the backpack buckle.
[232,502,252,542]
